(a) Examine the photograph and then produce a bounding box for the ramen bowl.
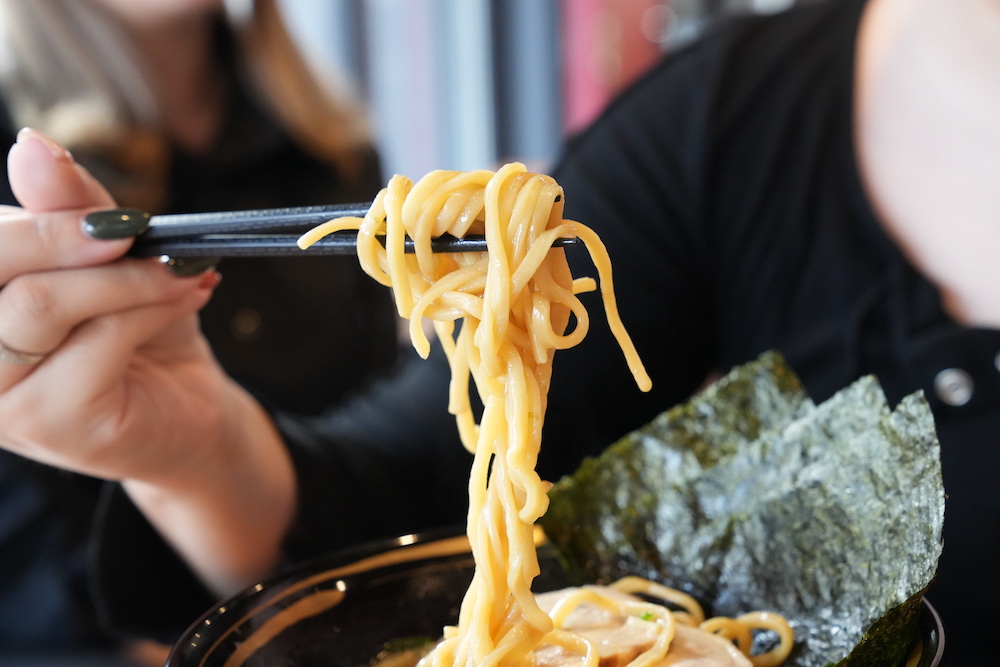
[166,529,945,667]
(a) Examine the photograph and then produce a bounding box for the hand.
[0,128,222,477]
[0,128,295,595]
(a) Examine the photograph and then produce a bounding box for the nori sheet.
[540,351,944,667]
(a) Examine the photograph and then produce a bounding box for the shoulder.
[553,0,868,269]
[560,0,867,166]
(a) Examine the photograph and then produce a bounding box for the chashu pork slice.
[534,586,750,667]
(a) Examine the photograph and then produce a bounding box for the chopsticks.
[127,204,580,258]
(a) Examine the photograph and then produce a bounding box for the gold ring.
[0,339,47,365]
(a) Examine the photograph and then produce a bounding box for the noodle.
[300,163,791,667]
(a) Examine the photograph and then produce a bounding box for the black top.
[20,0,1000,663]
[0,37,398,650]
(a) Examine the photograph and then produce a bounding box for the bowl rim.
[167,526,945,667]
[167,525,472,666]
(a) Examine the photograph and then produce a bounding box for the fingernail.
[160,256,220,277]
[83,208,151,239]
[198,270,222,289]
[16,127,74,162]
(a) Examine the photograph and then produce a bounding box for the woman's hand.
[0,128,221,476]
[0,128,296,596]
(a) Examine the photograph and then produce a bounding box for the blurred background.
[278,0,808,179]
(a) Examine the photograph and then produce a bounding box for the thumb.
[8,128,117,212]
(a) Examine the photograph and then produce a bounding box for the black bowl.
[166,529,944,667]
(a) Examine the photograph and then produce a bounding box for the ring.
[0,338,47,365]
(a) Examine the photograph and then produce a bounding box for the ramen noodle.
[299,164,792,667]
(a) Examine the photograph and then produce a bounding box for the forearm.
[101,346,465,625]
[122,380,296,598]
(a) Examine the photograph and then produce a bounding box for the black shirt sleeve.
[276,345,471,563]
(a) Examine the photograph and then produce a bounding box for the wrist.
[123,380,297,597]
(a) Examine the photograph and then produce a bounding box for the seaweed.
[540,352,944,667]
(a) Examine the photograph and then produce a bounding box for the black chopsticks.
[129,232,508,258]
[126,204,579,258]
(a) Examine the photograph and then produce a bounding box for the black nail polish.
[83,208,151,239]
[160,256,220,277]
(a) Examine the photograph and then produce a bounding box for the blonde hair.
[0,0,373,210]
